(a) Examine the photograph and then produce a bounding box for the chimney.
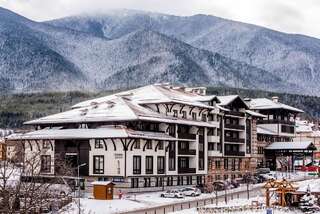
[272,96,279,103]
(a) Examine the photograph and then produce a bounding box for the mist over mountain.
[0,7,318,94]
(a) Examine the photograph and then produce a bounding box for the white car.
[160,190,184,198]
[179,187,201,197]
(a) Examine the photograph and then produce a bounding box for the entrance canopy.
[265,141,316,152]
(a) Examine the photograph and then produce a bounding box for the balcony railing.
[224,150,245,156]
[157,169,165,174]
[177,133,196,140]
[224,124,245,130]
[226,111,245,117]
[224,137,245,143]
[257,119,295,125]
[178,168,196,174]
[178,149,196,155]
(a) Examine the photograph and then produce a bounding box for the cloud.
[0,0,320,38]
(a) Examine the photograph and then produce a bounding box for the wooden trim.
[179,105,186,114]
[110,139,117,151]
[27,140,33,151]
[102,139,108,151]
[189,106,196,115]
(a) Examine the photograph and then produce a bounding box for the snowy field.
[60,172,317,214]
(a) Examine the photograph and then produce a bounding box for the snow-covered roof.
[72,84,217,110]
[296,125,313,133]
[248,98,303,113]
[246,110,266,118]
[25,85,221,127]
[91,181,114,186]
[217,95,249,109]
[217,95,239,106]
[25,97,218,127]
[257,126,278,135]
[266,141,316,150]
[6,127,176,141]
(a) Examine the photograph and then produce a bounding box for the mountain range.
[0,8,319,95]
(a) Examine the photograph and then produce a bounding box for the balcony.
[208,135,220,143]
[224,124,245,130]
[208,150,223,157]
[178,133,196,140]
[226,111,245,117]
[257,119,295,125]
[224,137,245,143]
[178,168,196,174]
[224,150,245,156]
[178,149,196,156]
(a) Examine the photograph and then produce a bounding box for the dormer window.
[202,114,207,122]
[95,139,104,149]
[173,110,178,117]
[192,112,197,120]
[182,111,187,119]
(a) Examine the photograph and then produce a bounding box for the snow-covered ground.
[61,172,318,214]
[169,197,304,214]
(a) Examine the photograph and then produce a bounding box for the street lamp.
[77,163,87,214]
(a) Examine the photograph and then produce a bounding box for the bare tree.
[0,146,74,213]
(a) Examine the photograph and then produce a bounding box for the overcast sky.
[1,0,319,38]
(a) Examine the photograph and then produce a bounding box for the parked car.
[255,168,271,175]
[160,190,184,198]
[196,184,211,193]
[213,181,227,191]
[179,187,201,197]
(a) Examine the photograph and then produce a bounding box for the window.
[40,155,51,173]
[177,176,184,185]
[192,112,197,120]
[117,160,120,174]
[201,114,207,122]
[173,109,178,117]
[146,140,152,149]
[182,111,187,119]
[208,142,215,150]
[197,176,203,185]
[131,178,139,188]
[95,139,104,149]
[134,140,140,149]
[43,140,51,149]
[155,177,163,187]
[93,155,104,174]
[145,156,153,174]
[158,141,164,150]
[167,177,173,186]
[144,177,151,187]
[157,156,165,174]
[224,158,229,170]
[169,157,175,171]
[133,156,141,174]
[187,176,192,185]
[179,157,188,168]
[215,160,221,169]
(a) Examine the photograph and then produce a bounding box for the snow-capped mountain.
[0,7,317,94]
[47,9,320,95]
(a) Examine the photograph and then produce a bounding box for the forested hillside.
[1,87,319,129]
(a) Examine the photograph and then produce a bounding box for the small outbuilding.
[92,181,115,200]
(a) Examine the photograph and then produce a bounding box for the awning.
[265,141,316,150]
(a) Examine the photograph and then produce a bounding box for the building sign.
[114,153,123,159]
